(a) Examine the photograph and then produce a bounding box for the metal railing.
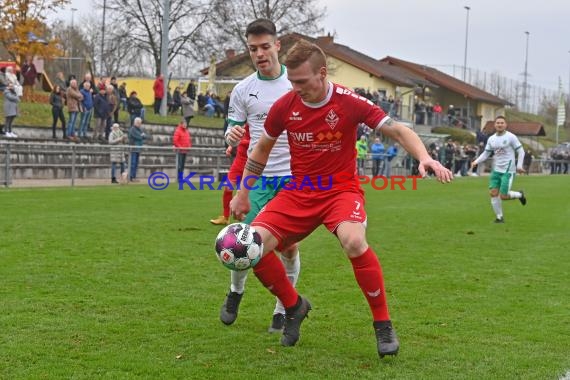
[1,141,231,187]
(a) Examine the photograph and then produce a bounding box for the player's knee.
[254,226,278,254]
[500,194,509,200]
[489,189,499,197]
[340,235,368,258]
[279,243,299,259]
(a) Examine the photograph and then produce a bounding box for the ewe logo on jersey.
[290,132,314,142]
[325,109,339,129]
[289,111,302,121]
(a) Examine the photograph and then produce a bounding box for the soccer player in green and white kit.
[471,116,527,223]
[220,18,300,332]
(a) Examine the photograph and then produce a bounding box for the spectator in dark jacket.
[186,79,196,100]
[21,55,37,102]
[78,82,94,139]
[127,91,145,125]
[128,117,147,181]
[93,87,110,141]
[50,85,66,139]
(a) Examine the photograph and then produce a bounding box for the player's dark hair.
[495,115,506,121]
[285,39,326,73]
[245,18,277,38]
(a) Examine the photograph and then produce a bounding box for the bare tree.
[99,0,212,76]
[204,0,326,59]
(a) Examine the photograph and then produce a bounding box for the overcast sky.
[316,0,570,91]
[57,0,570,91]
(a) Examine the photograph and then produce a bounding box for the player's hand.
[226,125,245,147]
[230,192,250,221]
[470,161,477,170]
[516,167,526,174]
[225,145,233,156]
[418,158,453,183]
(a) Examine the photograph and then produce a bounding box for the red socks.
[350,247,390,321]
[222,189,233,218]
[253,251,299,308]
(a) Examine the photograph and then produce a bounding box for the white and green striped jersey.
[227,65,292,177]
[484,131,523,173]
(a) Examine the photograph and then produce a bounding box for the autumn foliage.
[0,0,70,63]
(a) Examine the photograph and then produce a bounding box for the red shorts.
[252,187,366,250]
[227,141,248,184]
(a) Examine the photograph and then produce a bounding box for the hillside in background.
[506,109,568,147]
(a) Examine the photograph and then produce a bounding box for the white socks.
[229,251,301,315]
[230,269,248,294]
[274,250,301,315]
[491,197,503,219]
[507,191,522,199]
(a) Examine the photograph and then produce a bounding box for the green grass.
[0,94,225,129]
[1,176,569,379]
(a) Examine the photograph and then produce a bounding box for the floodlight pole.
[521,31,530,112]
[69,7,77,75]
[100,0,107,75]
[160,0,170,116]
[463,6,470,82]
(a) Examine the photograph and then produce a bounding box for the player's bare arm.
[378,119,453,183]
[230,133,276,220]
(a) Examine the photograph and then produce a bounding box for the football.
[214,223,263,271]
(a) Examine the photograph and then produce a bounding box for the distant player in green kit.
[471,116,527,223]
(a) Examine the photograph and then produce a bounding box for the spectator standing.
[447,105,456,125]
[186,79,197,100]
[128,117,147,181]
[2,83,20,137]
[356,135,369,176]
[49,85,66,139]
[523,150,533,174]
[443,140,456,171]
[119,82,128,111]
[110,77,121,123]
[172,120,192,182]
[106,85,118,139]
[171,85,182,114]
[370,137,385,176]
[433,102,443,126]
[4,66,22,97]
[54,71,67,92]
[109,123,128,184]
[93,87,110,141]
[127,91,145,125]
[66,79,83,140]
[21,55,37,102]
[78,81,94,140]
[385,143,399,178]
[180,92,194,126]
[81,73,98,96]
[153,74,164,114]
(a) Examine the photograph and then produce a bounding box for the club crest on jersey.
[289,111,302,121]
[325,109,339,129]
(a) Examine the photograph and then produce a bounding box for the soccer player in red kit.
[210,125,250,225]
[230,40,453,358]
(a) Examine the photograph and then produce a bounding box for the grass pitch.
[1,175,569,379]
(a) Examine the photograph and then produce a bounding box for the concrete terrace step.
[3,122,226,147]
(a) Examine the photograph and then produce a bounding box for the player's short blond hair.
[285,39,326,73]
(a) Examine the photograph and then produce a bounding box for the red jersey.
[264,83,389,190]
